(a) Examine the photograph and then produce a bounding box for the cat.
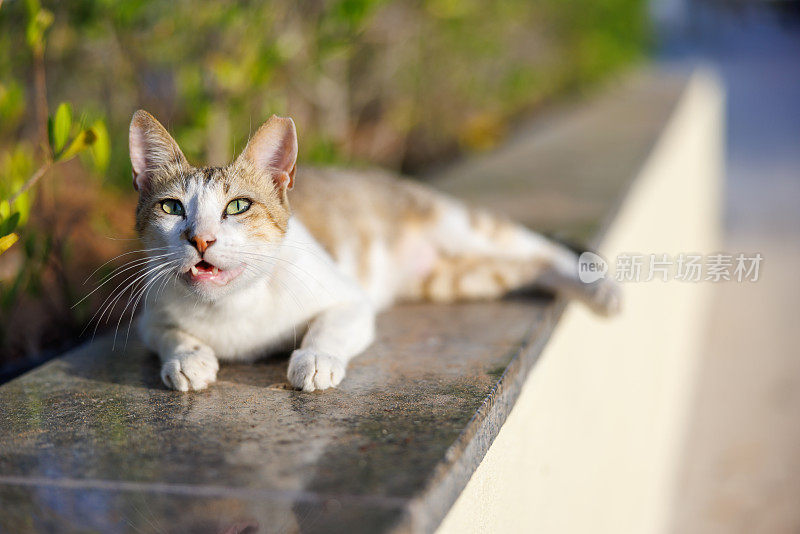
[128,110,620,392]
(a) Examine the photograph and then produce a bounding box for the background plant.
[1,0,109,373]
[0,0,648,374]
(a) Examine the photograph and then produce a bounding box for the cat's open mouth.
[185,260,243,286]
[190,260,219,277]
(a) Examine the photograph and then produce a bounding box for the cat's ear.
[237,115,297,190]
[129,110,188,192]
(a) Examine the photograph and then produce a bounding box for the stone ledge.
[0,68,688,534]
[437,67,723,533]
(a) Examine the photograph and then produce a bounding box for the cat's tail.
[408,197,621,316]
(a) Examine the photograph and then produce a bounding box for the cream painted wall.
[437,69,724,534]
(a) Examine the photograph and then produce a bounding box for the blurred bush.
[0,0,648,372]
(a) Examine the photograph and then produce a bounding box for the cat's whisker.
[79,259,175,338]
[89,259,182,341]
[94,251,177,282]
[100,236,142,241]
[75,252,178,308]
[243,260,311,309]
[88,254,177,295]
[242,258,339,310]
[236,254,321,304]
[118,264,177,350]
[82,247,172,285]
[233,242,332,266]
[81,261,163,338]
[126,271,171,347]
[140,264,176,314]
[108,261,182,347]
[235,251,335,300]
[115,260,182,321]
[113,272,157,349]
[235,242,334,265]
[153,265,176,302]
[95,262,171,341]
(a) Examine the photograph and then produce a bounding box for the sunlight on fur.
[120,110,621,392]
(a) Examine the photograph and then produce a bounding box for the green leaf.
[88,120,110,172]
[0,212,20,236]
[13,191,31,225]
[57,128,97,162]
[52,102,72,153]
[25,1,53,52]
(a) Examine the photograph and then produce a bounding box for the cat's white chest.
[180,282,308,360]
[140,220,364,362]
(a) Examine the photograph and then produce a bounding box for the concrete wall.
[437,69,724,534]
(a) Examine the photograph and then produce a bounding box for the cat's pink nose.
[189,234,216,253]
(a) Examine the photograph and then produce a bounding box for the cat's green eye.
[226,198,251,216]
[161,199,184,216]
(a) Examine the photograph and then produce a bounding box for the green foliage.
[88,120,110,172]
[0,81,25,131]
[0,147,34,253]
[0,212,20,238]
[0,0,648,364]
[49,102,72,154]
[46,103,108,167]
[0,202,19,257]
[57,122,95,162]
[0,104,106,258]
[0,0,648,184]
[0,0,109,261]
[0,148,33,218]
[24,0,53,55]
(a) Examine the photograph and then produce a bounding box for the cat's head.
[129,110,297,300]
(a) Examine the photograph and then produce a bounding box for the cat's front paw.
[287,349,346,392]
[161,347,219,392]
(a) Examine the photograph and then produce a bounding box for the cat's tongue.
[189,260,220,280]
[186,260,244,286]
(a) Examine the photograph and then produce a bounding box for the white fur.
[136,171,616,394]
[131,110,620,394]
[138,176,375,392]
[365,239,399,310]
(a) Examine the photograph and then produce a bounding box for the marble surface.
[0,302,546,533]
